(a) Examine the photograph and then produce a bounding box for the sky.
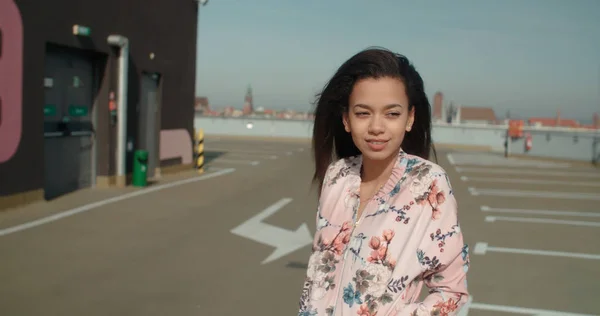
[195,0,600,121]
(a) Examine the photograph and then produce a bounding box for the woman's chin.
[359,147,397,162]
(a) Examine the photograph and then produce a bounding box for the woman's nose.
[368,117,384,134]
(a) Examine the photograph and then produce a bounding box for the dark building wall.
[0,0,197,199]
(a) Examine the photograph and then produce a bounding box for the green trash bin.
[132,150,148,187]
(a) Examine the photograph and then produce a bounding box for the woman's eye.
[354,111,400,117]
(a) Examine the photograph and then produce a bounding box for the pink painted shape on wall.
[0,0,23,163]
[160,129,192,165]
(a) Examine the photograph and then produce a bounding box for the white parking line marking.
[456,167,600,178]
[468,187,600,201]
[446,153,455,165]
[485,216,600,227]
[203,142,306,152]
[0,168,236,237]
[447,152,571,168]
[205,166,229,171]
[225,153,278,160]
[468,300,594,316]
[206,147,285,155]
[473,242,600,260]
[454,162,569,168]
[481,206,600,218]
[210,159,260,166]
[461,176,600,187]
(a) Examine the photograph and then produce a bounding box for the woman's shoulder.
[322,155,361,189]
[403,153,450,176]
[402,153,455,196]
[324,155,360,182]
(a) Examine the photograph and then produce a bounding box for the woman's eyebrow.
[352,103,403,109]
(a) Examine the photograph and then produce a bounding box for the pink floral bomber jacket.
[298,149,470,316]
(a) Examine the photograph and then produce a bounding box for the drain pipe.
[107,35,129,186]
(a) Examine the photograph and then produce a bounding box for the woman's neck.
[361,153,397,184]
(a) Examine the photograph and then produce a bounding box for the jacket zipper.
[332,193,373,314]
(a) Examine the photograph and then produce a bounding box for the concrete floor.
[0,137,598,315]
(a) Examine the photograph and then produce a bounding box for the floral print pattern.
[299,149,470,315]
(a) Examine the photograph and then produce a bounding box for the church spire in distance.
[243,84,253,115]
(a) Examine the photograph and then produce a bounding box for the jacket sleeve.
[399,172,470,316]
[315,161,334,229]
[313,159,340,245]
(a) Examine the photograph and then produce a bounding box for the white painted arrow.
[231,198,312,264]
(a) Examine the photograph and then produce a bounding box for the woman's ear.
[406,107,416,132]
[342,112,351,133]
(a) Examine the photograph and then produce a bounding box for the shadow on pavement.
[204,151,226,164]
[286,261,308,270]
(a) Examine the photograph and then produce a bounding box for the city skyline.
[195,0,600,122]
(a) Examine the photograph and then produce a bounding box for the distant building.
[243,85,254,115]
[223,106,235,116]
[528,118,579,128]
[432,92,444,122]
[195,96,209,111]
[528,111,580,128]
[194,96,219,116]
[456,106,497,125]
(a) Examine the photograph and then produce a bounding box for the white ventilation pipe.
[107,35,129,183]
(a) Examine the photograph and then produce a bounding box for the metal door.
[43,45,95,199]
[139,72,160,178]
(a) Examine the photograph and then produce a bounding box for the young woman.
[298,48,470,316]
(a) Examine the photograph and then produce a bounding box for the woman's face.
[343,77,415,162]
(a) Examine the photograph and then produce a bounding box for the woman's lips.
[366,139,389,151]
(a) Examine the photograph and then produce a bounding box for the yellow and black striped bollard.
[195,128,205,174]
